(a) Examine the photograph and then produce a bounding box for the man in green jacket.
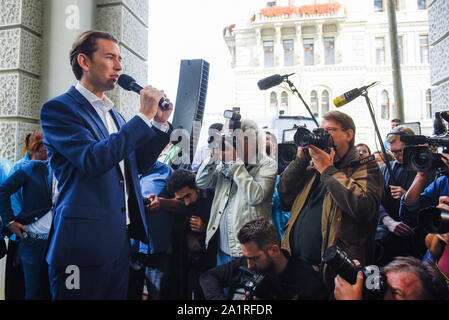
[278,111,383,299]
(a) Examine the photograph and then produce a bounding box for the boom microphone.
[257,73,295,90]
[333,82,379,107]
[117,74,169,109]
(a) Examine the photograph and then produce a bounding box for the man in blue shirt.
[128,161,174,300]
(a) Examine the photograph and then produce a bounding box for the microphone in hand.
[117,74,169,109]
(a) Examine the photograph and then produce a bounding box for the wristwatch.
[6,220,15,227]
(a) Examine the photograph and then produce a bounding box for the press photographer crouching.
[199,218,304,300]
[278,111,383,299]
[333,255,448,300]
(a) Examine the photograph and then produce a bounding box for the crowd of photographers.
[1,108,449,300]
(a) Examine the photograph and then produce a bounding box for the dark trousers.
[48,240,130,300]
[18,237,50,300]
[128,252,173,300]
[4,239,25,300]
[145,253,172,300]
[127,252,146,300]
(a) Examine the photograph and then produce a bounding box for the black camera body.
[294,127,334,153]
[221,110,242,152]
[322,245,386,300]
[237,266,276,300]
[401,111,449,172]
[402,145,446,172]
[418,206,449,234]
[143,197,151,206]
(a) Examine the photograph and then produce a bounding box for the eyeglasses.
[388,148,404,155]
[323,127,343,133]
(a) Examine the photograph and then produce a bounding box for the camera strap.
[348,155,376,168]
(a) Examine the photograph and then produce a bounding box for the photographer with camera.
[399,150,449,231]
[424,198,449,286]
[334,256,448,300]
[278,111,383,298]
[196,118,277,266]
[199,218,305,300]
[376,126,429,265]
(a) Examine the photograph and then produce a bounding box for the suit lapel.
[66,86,110,140]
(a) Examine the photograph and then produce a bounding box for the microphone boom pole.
[284,78,319,127]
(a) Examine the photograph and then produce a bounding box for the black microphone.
[333,82,379,107]
[117,74,169,109]
[257,73,295,90]
[400,135,428,145]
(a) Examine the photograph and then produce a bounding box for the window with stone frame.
[426,89,432,119]
[281,91,289,106]
[381,90,390,120]
[417,0,427,10]
[420,35,429,64]
[283,39,294,66]
[324,37,335,65]
[374,0,399,12]
[375,37,386,65]
[321,90,330,115]
[270,91,278,107]
[304,38,314,66]
[264,41,274,68]
[311,90,318,116]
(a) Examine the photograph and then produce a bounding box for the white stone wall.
[226,0,433,151]
[0,0,43,162]
[429,0,449,113]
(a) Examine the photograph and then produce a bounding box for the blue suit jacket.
[0,160,52,228]
[40,86,169,267]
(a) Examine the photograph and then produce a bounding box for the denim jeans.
[18,237,50,300]
[216,248,236,266]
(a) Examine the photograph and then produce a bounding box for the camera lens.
[419,207,449,234]
[322,245,358,284]
[293,127,312,147]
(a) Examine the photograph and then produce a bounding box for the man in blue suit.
[40,30,171,299]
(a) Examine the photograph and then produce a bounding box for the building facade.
[223,0,432,150]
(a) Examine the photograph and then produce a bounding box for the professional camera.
[221,110,241,152]
[418,206,449,234]
[143,197,152,206]
[237,266,277,300]
[278,142,297,166]
[294,127,334,153]
[401,111,449,172]
[322,245,386,300]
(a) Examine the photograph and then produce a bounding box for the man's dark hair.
[167,169,197,194]
[383,256,449,300]
[391,118,401,124]
[237,218,281,250]
[70,30,119,80]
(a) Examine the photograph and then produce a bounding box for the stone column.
[315,23,323,65]
[295,23,303,66]
[0,0,43,163]
[96,0,149,121]
[254,27,262,68]
[274,24,282,67]
[40,0,96,103]
[429,0,449,114]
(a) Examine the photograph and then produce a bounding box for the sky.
[148,0,267,116]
